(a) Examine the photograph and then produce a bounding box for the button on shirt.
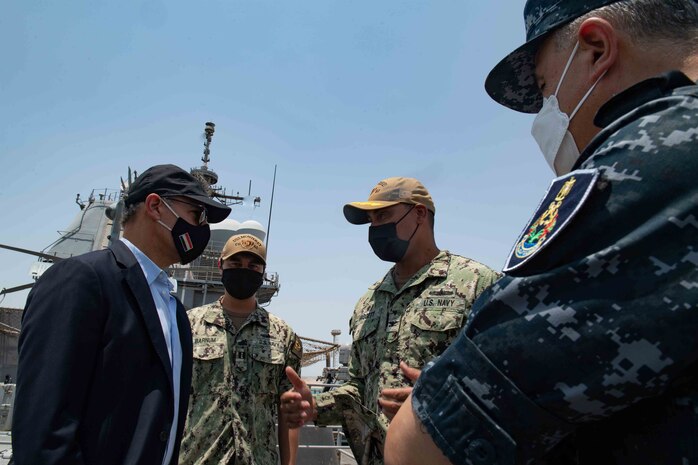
[122,238,182,465]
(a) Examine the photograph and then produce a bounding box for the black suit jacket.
[12,240,193,465]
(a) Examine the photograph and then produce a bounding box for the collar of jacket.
[574,70,696,170]
[202,300,269,329]
[373,250,452,293]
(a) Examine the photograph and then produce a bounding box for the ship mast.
[190,122,249,206]
[191,122,220,192]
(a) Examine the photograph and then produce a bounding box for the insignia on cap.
[370,181,389,195]
[235,236,260,250]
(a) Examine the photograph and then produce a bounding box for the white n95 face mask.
[531,42,606,176]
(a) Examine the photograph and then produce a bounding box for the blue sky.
[0,1,551,376]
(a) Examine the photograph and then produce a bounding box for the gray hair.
[121,202,143,226]
[555,0,698,52]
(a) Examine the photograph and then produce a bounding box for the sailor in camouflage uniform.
[385,1,698,465]
[281,177,500,465]
[180,234,303,465]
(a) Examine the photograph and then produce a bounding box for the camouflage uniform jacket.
[413,72,698,465]
[315,250,500,465]
[179,301,302,465]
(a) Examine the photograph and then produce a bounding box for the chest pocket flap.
[406,308,464,332]
[193,341,225,361]
[351,313,380,341]
[250,341,286,364]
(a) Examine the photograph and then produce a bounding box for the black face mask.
[159,201,211,265]
[368,206,419,263]
[222,268,264,300]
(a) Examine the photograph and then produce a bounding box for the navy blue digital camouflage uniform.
[411,70,698,464]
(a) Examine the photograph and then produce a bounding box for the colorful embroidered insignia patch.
[504,169,599,273]
[292,336,303,358]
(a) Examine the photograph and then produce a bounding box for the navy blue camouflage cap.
[485,0,622,113]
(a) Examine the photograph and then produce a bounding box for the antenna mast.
[265,165,277,250]
[191,122,220,190]
[202,121,214,168]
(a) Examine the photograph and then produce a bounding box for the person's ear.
[144,194,164,222]
[577,17,618,81]
[414,205,427,224]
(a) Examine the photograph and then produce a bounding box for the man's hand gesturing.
[280,366,316,429]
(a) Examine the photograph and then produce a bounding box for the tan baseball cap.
[220,233,267,264]
[343,177,435,225]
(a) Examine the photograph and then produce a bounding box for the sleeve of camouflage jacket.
[281,333,303,394]
[473,266,501,299]
[411,91,698,464]
[314,334,365,426]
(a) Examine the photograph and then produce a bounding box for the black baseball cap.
[124,164,232,223]
[484,0,621,113]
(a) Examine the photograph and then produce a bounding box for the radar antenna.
[191,122,220,189]
[191,121,249,206]
[202,121,214,167]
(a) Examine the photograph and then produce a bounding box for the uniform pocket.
[352,313,379,340]
[249,342,286,394]
[401,304,466,367]
[191,341,227,397]
[350,314,381,377]
[193,341,225,360]
[406,308,464,332]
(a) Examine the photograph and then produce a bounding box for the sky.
[0,1,552,376]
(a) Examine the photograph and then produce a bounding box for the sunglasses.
[162,197,208,225]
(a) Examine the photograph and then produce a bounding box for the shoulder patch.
[504,169,599,273]
[291,335,303,359]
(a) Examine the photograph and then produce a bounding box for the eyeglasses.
[162,197,208,225]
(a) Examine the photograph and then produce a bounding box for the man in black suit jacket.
[12,164,231,465]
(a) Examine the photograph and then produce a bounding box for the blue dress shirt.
[121,238,181,465]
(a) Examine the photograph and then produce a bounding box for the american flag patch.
[178,232,194,252]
